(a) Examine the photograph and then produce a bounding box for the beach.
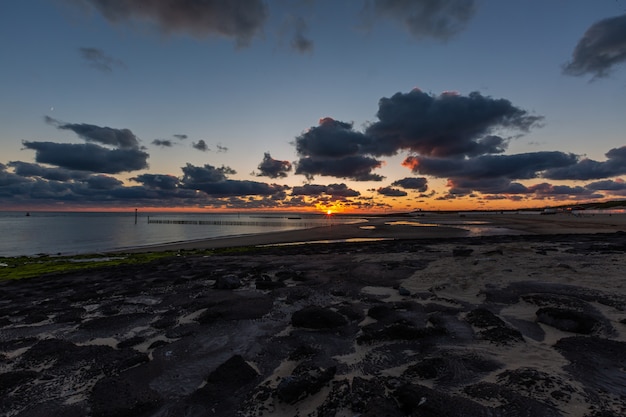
[1,213,626,416]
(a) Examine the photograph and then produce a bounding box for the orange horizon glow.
[2,195,615,214]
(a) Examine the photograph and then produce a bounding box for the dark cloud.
[22,141,149,174]
[185,180,287,197]
[173,134,188,140]
[192,139,209,152]
[291,183,360,197]
[291,17,313,53]
[527,183,599,199]
[563,13,626,79]
[365,90,542,157]
[179,163,286,197]
[403,151,578,180]
[391,177,428,192]
[585,178,626,192]
[296,118,373,158]
[446,177,529,195]
[0,163,31,188]
[45,116,140,149]
[256,152,292,178]
[181,163,235,183]
[295,155,384,181]
[294,118,383,181]
[7,161,89,181]
[368,0,476,41]
[152,139,173,147]
[543,146,626,180]
[79,47,125,72]
[79,0,268,47]
[131,174,181,190]
[377,186,407,197]
[216,144,229,153]
[84,174,123,190]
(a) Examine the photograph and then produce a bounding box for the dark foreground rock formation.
[1,233,626,416]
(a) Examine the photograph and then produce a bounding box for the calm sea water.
[0,211,344,257]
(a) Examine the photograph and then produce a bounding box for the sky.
[1,0,626,213]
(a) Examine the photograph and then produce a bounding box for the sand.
[1,212,625,416]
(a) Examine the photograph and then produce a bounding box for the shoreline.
[116,212,626,253]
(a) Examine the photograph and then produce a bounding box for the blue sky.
[1,0,625,212]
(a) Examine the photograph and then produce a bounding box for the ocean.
[0,211,346,257]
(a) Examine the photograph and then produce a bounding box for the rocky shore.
[1,231,626,416]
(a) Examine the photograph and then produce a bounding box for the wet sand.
[121,212,626,253]
[1,213,626,416]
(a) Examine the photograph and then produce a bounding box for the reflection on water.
[384,220,522,237]
[260,237,393,247]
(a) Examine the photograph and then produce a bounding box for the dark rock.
[255,276,286,290]
[13,401,86,417]
[394,383,497,416]
[291,306,348,329]
[398,286,411,296]
[0,371,39,394]
[116,336,145,349]
[478,326,524,345]
[367,304,394,320]
[90,375,162,417]
[466,308,506,328]
[536,307,599,334]
[465,381,563,416]
[288,344,319,361]
[453,247,474,257]
[152,315,177,330]
[554,336,626,397]
[404,353,502,385]
[276,365,336,404]
[357,322,445,344]
[206,354,259,386]
[214,274,241,289]
[23,313,48,324]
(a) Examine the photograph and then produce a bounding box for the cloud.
[7,161,89,181]
[403,151,578,180]
[79,0,268,47]
[365,90,542,157]
[216,144,229,152]
[585,178,626,191]
[131,173,181,190]
[84,174,123,190]
[296,118,373,158]
[255,152,292,178]
[543,146,626,180]
[45,116,140,149]
[291,183,360,197]
[22,141,149,173]
[295,155,384,181]
[181,163,235,183]
[173,134,188,140]
[192,139,209,152]
[0,163,31,188]
[179,163,285,197]
[527,183,600,199]
[294,117,383,181]
[563,13,626,79]
[291,17,313,53]
[377,186,408,197]
[367,0,476,41]
[79,47,125,72]
[391,177,428,192]
[152,139,173,147]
